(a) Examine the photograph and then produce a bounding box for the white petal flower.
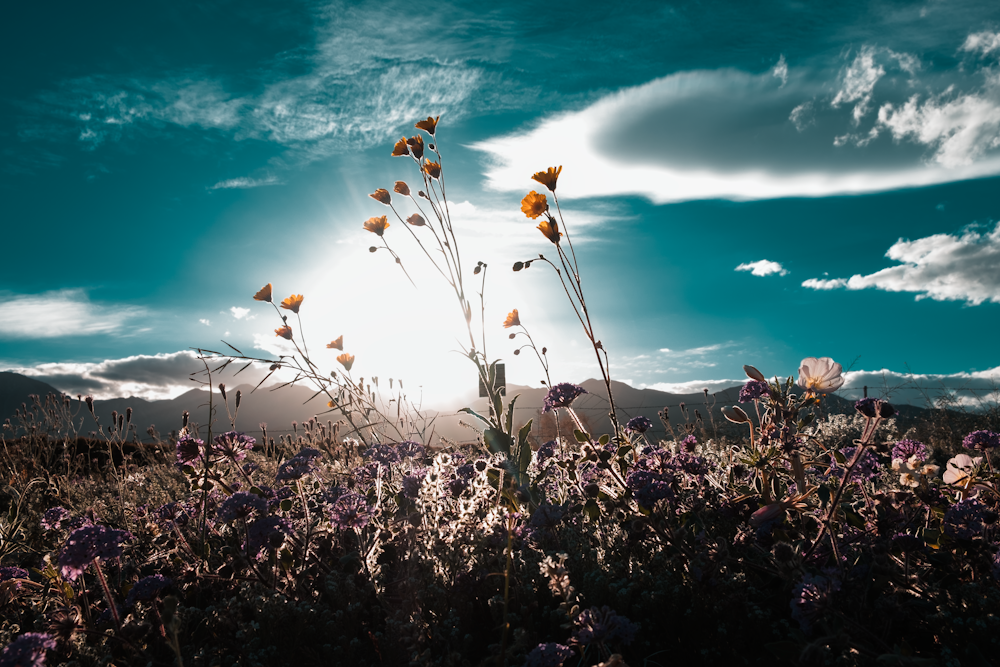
[798,357,845,394]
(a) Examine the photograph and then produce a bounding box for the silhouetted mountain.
[0,371,68,424]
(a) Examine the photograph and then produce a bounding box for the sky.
[2,0,1000,412]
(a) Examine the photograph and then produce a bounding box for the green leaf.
[598,434,610,446]
[516,419,533,476]
[574,429,590,443]
[505,394,519,436]
[584,498,600,520]
[249,486,265,497]
[484,428,512,456]
[459,406,492,427]
[833,450,847,464]
[280,499,293,512]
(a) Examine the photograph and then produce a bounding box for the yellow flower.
[415,116,439,135]
[521,191,549,219]
[531,166,562,192]
[406,135,424,160]
[406,213,426,226]
[326,335,344,350]
[363,216,390,236]
[797,357,845,394]
[503,309,520,328]
[275,325,293,340]
[394,181,410,196]
[391,137,409,157]
[422,161,441,179]
[280,294,304,313]
[370,189,391,205]
[337,353,355,372]
[537,216,562,244]
[253,283,272,302]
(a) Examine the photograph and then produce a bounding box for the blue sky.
[2,0,1000,410]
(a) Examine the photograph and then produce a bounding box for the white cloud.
[210,176,281,190]
[772,55,788,87]
[831,46,887,125]
[961,31,1000,56]
[0,289,146,339]
[230,307,251,319]
[199,319,211,326]
[802,222,1000,304]
[735,259,788,277]
[841,366,1000,409]
[642,379,744,395]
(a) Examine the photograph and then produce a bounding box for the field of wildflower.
[2,118,1000,667]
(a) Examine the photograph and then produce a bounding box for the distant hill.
[0,371,965,447]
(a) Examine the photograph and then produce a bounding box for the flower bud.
[743,364,766,381]
[722,406,750,424]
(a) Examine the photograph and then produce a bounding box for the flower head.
[963,429,1000,451]
[943,453,983,490]
[891,439,927,462]
[406,213,426,226]
[175,435,204,466]
[406,134,424,159]
[212,431,256,462]
[415,116,439,135]
[330,492,372,530]
[41,506,71,531]
[326,335,343,350]
[125,574,171,608]
[59,525,133,580]
[275,325,293,340]
[892,455,939,488]
[524,643,574,667]
[275,448,322,482]
[537,217,562,244]
[337,353,355,372]
[253,283,272,302]
[369,188,391,205]
[739,380,769,403]
[531,166,563,192]
[280,294,304,313]
[944,498,986,540]
[363,215,389,237]
[422,161,441,179]
[521,191,549,219]
[217,492,267,523]
[391,137,409,157]
[246,516,292,556]
[503,309,520,328]
[393,181,410,196]
[0,633,56,667]
[798,357,844,394]
[626,416,652,434]
[542,383,587,413]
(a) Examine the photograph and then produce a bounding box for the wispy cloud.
[473,35,1000,203]
[0,289,146,339]
[210,176,281,190]
[803,222,1000,304]
[735,260,788,277]
[961,31,1000,56]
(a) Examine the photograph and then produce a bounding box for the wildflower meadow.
[3,118,1000,667]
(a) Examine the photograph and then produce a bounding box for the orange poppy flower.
[422,161,441,179]
[520,191,549,219]
[394,181,410,196]
[363,216,390,236]
[326,335,344,351]
[275,325,293,340]
[370,189,391,205]
[503,309,520,328]
[280,294,304,313]
[415,116,439,135]
[537,217,562,244]
[337,353,355,372]
[391,137,409,157]
[406,135,424,160]
[253,283,273,302]
[406,213,426,226]
[531,166,563,192]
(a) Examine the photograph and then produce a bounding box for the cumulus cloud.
[474,38,1000,203]
[230,307,251,319]
[841,366,1000,410]
[735,260,788,277]
[802,222,1000,304]
[0,289,146,339]
[961,31,1000,56]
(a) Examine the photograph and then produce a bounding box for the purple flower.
[854,398,894,419]
[0,567,29,587]
[401,473,424,499]
[41,507,70,531]
[217,492,268,523]
[330,493,372,530]
[739,380,769,403]
[542,383,587,413]
[790,574,840,632]
[535,440,557,464]
[633,481,674,508]
[891,439,927,462]
[0,633,56,667]
[571,605,638,648]
[246,516,293,556]
[962,430,1000,451]
[529,503,565,530]
[680,434,698,453]
[58,525,133,580]
[524,643,574,667]
[891,533,925,554]
[125,574,171,607]
[625,416,652,434]
[396,440,426,459]
[830,446,881,482]
[943,498,985,540]
[363,443,401,466]
[212,431,256,462]
[275,447,322,482]
[175,435,204,466]
[448,478,469,497]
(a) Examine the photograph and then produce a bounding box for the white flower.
[892,455,939,488]
[798,357,845,394]
[943,453,982,488]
